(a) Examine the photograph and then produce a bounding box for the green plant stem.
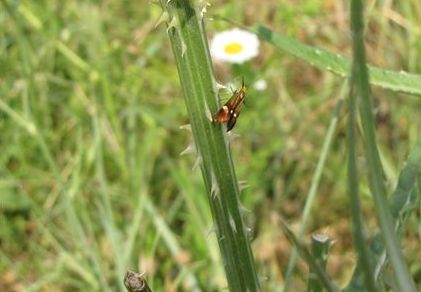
[308,234,332,292]
[350,1,416,291]
[279,221,338,292]
[160,1,259,291]
[347,81,376,291]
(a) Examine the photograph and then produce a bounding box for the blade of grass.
[350,1,416,291]
[92,114,126,291]
[346,79,376,291]
[167,160,221,263]
[159,1,260,290]
[122,128,164,267]
[142,196,200,291]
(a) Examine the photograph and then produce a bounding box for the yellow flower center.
[224,42,243,55]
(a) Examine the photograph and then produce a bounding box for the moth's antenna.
[241,77,246,106]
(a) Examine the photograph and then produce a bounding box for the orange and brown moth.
[212,80,247,131]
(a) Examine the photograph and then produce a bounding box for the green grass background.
[1,0,420,291]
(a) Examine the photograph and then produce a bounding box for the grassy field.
[1,0,421,291]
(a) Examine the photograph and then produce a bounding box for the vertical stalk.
[347,80,376,290]
[350,1,416,291]
[159,1,260,291]
[307,234,332,292]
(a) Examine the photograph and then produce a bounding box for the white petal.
[254,79,267,91]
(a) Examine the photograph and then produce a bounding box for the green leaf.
[252,25,421,96]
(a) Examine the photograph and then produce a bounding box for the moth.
[212,80,247,131]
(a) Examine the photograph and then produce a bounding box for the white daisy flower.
[254,79,267,91]
[210,28,259,63]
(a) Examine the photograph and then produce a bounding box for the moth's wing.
[230,90,245,109]
[213,106,230,123]
[214,86,246,131]
[226,103,243,131]
[226,116,237,131]
[213,91,239,123]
